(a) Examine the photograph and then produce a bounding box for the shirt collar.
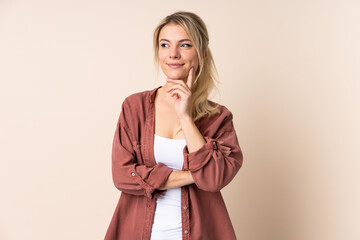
[149,86,163,103]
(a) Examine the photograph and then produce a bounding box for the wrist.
[179,114,193,124]
[187,171,195,184]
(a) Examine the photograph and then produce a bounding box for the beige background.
[0,0,359,239]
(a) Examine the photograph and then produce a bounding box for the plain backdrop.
[0,0,359,239]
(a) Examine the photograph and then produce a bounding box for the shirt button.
[184,230,188,234]
[136,143,140,148]
[183,206,188,210]
[131,172,135,176]
[212,141,217,150]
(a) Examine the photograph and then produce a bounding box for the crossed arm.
[158,115,202,190]
[158,170,194,190]
[112,101,242,199]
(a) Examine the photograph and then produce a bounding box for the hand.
[218,140,232,156]
[165,67,194,120]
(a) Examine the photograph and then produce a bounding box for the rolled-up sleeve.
[111,102,173,200]
[184,111,243,192]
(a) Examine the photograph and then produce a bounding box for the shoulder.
[194,100,234,133]
[207,99,233,120]
[117,88,154,126]
[122,89,151,109]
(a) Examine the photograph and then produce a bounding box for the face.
[158,23,199,82]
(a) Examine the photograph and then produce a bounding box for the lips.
[167,63,184,69]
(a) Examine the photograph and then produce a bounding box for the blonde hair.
[153,11,220,122]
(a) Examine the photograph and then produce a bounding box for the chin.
[165,71,186,80]
[167,75,186,80]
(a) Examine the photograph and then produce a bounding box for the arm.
[111,102,173,200]
[155,113,203,191]
[158,170,194,190]
[159,70,243,192]
[182,110,243,192]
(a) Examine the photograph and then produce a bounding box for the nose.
[169,46,180,59]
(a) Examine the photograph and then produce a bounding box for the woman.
[105,11,243,240]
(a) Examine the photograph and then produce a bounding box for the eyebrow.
[159,38,192,42]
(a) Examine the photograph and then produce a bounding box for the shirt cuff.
[128,162,173,200]
[183,136,219,171]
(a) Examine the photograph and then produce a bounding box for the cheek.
[158,50,166,61]
[189,57,199,69]
[189,52,199,64]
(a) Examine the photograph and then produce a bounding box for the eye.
[182,43,192,48]
[160,43,169,48]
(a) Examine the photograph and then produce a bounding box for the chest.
[154,99,184,139]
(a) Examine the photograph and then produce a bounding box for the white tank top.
[150,134,186,240]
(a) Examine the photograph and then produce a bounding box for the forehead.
[159,23,190,41]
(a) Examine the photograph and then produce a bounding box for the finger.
[220,147,231,153]
[171,92,181,100]
[166,78,184,83]
[166,79,190,91]
[166,84,191,95]
[169,91,181,100]
[186,67,194,89]
[220,146,231,151]
[220,148,231,156]
[169,89,188,100]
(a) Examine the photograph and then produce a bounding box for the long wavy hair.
[153,11,220,122]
